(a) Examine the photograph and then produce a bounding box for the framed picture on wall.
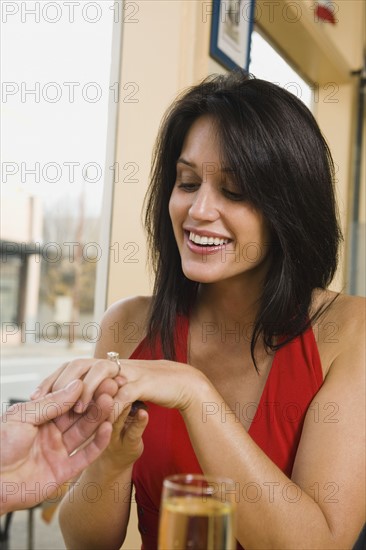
[210,0,255,71]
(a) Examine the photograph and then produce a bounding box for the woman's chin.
[182,266,223,284]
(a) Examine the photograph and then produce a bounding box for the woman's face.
[168,115,271,285]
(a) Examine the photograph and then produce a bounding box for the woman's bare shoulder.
[311,289,365,375]
[95,295,153,358]
[312,289,365,328]
[103,295,152,324]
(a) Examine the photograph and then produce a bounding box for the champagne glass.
[158,474,236,550]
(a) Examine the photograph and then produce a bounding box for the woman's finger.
[110,401,132,429]
[123,408,149,444]
[29,362,69,399]
[51,358,103,395]
[70,360,121,413]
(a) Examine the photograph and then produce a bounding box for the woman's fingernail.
[30,388,41,399]
[65,379,80,393]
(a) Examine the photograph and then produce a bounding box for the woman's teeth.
[189,231,229,246]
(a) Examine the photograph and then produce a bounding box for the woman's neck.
[195,273,264,327]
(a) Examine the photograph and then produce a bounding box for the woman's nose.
[188,186,219,221]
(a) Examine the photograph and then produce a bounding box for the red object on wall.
[315,1,337,24]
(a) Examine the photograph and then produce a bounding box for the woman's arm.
[58,299,150,550]
[59,403,148,550]
[181,342,365,549]
[59,459,134,550]
[183,297,365,548]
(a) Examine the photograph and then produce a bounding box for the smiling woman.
[145,72,341,365]
[33,70,365,550]
[169,116,271,286]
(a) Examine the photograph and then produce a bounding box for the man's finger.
[62,394,114,454]
[57,422,113,483]
[5,380,83,425]
[93,378,119,400]
[54,393,113,435]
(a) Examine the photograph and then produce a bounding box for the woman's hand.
[93,359,207,471]
[112,359,208,413]
[99,404,149,472]
[31,357,208,415]
[29,356,209,473]
[30,358,123,413]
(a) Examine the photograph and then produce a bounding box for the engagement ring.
[107,351,121,376]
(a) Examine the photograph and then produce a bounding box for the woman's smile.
[184,229,233,256]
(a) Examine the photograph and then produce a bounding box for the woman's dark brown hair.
[143,70,342,367]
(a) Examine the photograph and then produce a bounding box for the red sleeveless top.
[131,315,323,549]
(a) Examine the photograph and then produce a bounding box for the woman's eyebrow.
[176,157,234,173]
[176,157,195,167]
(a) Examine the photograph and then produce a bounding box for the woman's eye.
[222,188,245,201]
[177,182,199,192]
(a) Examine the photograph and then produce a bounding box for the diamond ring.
[107,351,121,376]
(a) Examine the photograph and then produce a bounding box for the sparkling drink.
[158,475,236,550]
[159,495,235,549]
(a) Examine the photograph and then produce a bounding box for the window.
[1,1,118,404]
[249,30,313,110]
[0,254,22,325]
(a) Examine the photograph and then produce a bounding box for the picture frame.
[210,0,255,72]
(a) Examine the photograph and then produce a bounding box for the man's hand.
[0,380,113,515]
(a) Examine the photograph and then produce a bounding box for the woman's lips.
[184,231,231,255]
